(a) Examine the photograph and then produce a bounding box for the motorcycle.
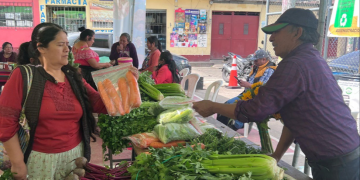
[221,52,254,83]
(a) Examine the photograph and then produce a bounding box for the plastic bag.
[159,96,194,109]
[153,123,200,144]
[92,63,141,116]
[125,132,160,148]
[157,107,194,124]
[148,102,166,116]
[190,117,220,135]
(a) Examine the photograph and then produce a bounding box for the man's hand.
[239,80,252,88]
[11,161,27,180]
[270,153,281,163]
[192,100,215,117]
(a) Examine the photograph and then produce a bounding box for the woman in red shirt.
[0,23,137,180]
[72,27,112,90]
[140,36,161,73]
[152,51,180,84]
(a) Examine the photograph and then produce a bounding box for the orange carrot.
[103,79,125,115]
[149,140,186,148]
[117,77,130,114]
[191,143,206,150]
[97,81,117,116]
[125,71,141,108]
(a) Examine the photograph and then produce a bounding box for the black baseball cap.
[262,8,318,34]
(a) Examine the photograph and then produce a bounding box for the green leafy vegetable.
[153,123,200,144]
[138,71,155,85]
[192,129,263,155]
[0,169,14,180]
[157,107,194,124]
[98,103,158,157]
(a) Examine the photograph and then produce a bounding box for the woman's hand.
[110,60,116,66]
[104,63,112,68]
[129,66,139,79]
[11,161,27,180]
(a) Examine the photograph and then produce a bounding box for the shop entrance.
[211,11,259,59]
[46,6,86,32]
[146,10,167,51]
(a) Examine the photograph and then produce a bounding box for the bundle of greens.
[192,129,263,155]
[153,123,200,144]
[138,71,164,101]
[127,144,253,180]
[98,102,158,157]
[157,107,194,124]
[153,83,186,97]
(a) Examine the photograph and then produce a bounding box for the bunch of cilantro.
[98,102,158,158]
[127,144,253,180]
[192,129,263,155]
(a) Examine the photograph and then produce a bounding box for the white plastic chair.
[179,68,190,77]
[204,80,223,102]
[181,74,200,99]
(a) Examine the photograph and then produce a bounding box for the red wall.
[0,0,40,53]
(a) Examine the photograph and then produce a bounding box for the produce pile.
[66,157,131,180]
[96,72,286,180]
[127,142,284,180]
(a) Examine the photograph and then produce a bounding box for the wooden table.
[118,115,312,180]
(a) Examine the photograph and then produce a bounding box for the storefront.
[38,0,114,33]
[146,0,267,61]
[0,0,40,52]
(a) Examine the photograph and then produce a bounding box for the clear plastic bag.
[157,107,194,125]
[190,117,221,135]
[148,102,166,116]
[125,132,160,148]
[153,123,200,144]
[159,96,194,109]
[92,63,141,116]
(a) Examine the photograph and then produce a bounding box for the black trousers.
[308,146,360,180]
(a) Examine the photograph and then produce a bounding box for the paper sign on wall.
[198,34,207,47]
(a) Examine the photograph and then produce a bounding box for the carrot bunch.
[97,71,141,116]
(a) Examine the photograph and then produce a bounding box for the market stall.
[0,63,312,179]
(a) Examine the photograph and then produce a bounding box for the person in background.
[152,51,180,84]
[0,42,17,62]
[217,49,276,131]
[109,33,139,68]
[140,36,161,73]
[72,27,112,90]
[193,8,359,180]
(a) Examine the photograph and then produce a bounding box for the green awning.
[53,10,86,19]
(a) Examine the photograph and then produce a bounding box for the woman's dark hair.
[147,36,162,52]
[17,23,63,65]
[16,42,39,65]
[32,24,98,141]
[159,51,180,83]
[2,42,12,51]
[79,27,95,41]
[120,33,131,43]
[289,24,320,45]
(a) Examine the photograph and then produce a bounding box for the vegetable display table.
[112,115,313,180]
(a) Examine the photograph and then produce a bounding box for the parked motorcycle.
[222,52,254,83]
